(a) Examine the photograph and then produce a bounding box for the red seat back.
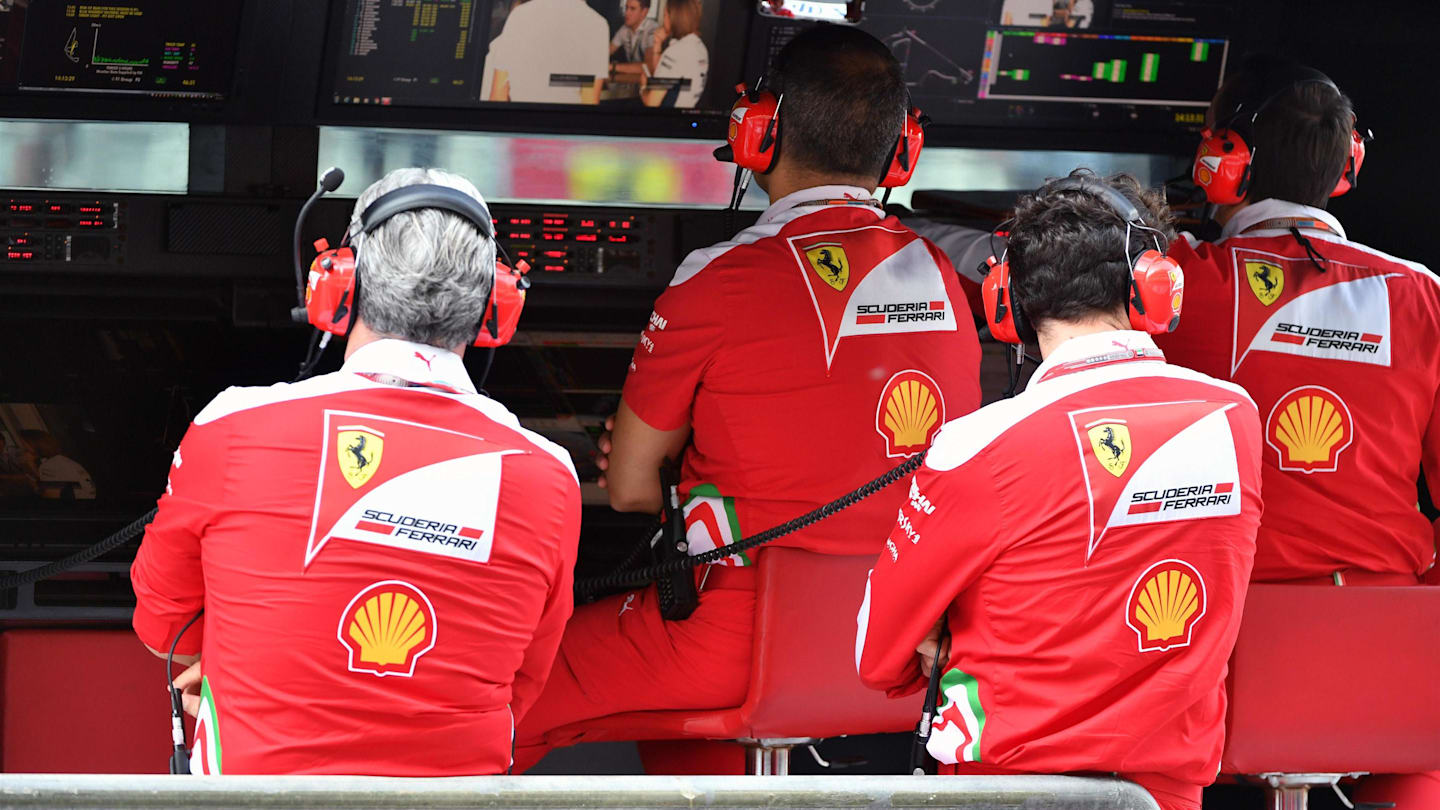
[1222,585,1440,774]
[542,549,917,746]
[741,548,918,738]
[0,629,191,773]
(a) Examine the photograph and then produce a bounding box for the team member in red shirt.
[130,168,581,775]
[514,25,981,769]
[1160,56,1440,585]
[857,173,1263,810]
[1157,56,1440,806]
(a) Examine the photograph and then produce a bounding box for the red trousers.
[513,571,755,773]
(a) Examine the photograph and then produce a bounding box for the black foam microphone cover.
[319,167,345,193]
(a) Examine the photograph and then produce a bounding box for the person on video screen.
[611,0,658,63]
[487,0,609,105]
[1000,0,1092,28]
[0,429,38,497]
[21,430,94,500]
[642,0,707,108]
[129,168,580,776]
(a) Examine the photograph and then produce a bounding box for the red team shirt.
[1157,200,1440,581]
[622,186,981,561]
[131,339,581,775]
[856,331,1262,810]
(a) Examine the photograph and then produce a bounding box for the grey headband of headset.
[357,184,494,240]
[1045,176,1142,224]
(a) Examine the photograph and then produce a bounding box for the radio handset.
[653,468,699,621]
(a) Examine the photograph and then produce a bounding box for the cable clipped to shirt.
[1290,226,1331,273]
[575,450,926,597]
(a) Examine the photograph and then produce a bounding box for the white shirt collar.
[756,185,878,227]
[341,338,477,394]
[1028,330,1163,390]
[1220,198,1346,240]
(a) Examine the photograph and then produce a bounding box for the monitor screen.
[328,0,748,117]
[750,0,1233,135]
[8,0,243,98]
[0,1,26,87]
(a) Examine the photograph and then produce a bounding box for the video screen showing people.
[1000,0,1094,29]
[332,0,736,113]
[0,404,96,502]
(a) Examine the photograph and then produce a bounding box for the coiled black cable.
[575,450,926,596]
[0,507,158,592]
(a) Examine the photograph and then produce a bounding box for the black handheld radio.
[653,467,699,621]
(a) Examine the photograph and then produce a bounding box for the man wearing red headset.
[857,172,1263,810]
[513,24,981,771]
[1157,55,1440,807]
[130,168,580,775]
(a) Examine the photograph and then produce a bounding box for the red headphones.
[722,83,928,187]
[1192,68,1370,206]
[982,178,1184,344]
[304,184,530,348]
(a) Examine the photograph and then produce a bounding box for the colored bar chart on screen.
[978,29,1228,107]
[1141,53,1159,82]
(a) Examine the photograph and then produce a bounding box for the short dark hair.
[1008,171,1175,331]
[1211,56,1354,208]
[770,25,906,180]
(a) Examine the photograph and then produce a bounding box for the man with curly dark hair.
[857,171,1263,810]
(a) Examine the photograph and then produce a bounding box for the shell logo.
[728,120,738,142]
[337,580,436,678]
[1126,559,1206,653]
[1265,385,1353,474]
[1195,153,1221,187]
[876,370,945,458]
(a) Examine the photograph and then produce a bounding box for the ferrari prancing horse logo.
[1087,422,1131,477]
[804,243,850,291]
[337,427,384,489]
[1245,260,1285,306]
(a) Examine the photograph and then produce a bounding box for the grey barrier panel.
[0,774,1161,809]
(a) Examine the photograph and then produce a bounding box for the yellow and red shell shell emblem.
[1265,385,1353,474]
[337,580,436,678]
[876,370,945,458]
[1126,559,1206,652]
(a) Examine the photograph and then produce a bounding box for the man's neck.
[343,322,464,360]
[1213,200,1251,227]
[1036,315,1132,360]
[763,166,877,205]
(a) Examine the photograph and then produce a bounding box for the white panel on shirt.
[1236,272,1398,372]
[1104,407,1242,531]
[839,237,957,341]
[313,451,519,565]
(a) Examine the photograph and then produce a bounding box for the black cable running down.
[292,331,327,383]
[0,507,157,592]
[166,608,204,775]
[575,451,926,596]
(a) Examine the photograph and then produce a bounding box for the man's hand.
[595,414,616,490]
[916,616,950,679]
[173,660,203,718]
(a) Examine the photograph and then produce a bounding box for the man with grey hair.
[130,168,581,775]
